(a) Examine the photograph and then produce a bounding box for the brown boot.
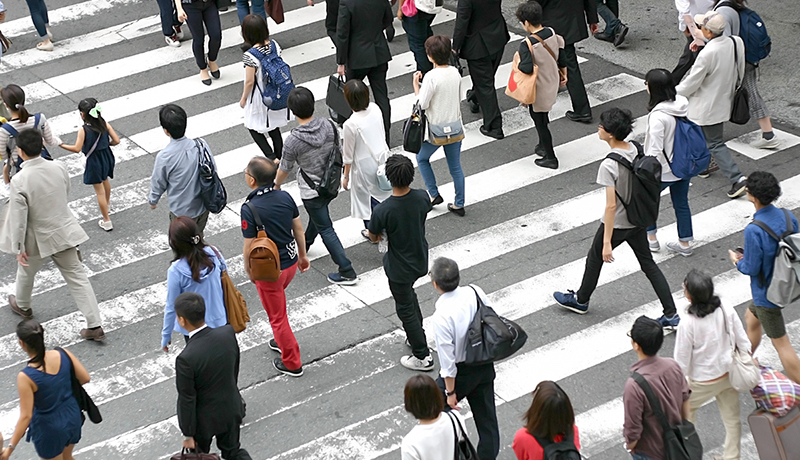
[8,295,33,319]
[80,326,105,341]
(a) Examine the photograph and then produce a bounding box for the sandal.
[361,229,377,243]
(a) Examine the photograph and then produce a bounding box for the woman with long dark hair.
[643,68,694,257]
[512,381,580,460]
[674,269,750,460]
[1,320,89,460]
[161,216,228,351]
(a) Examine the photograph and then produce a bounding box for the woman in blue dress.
[1,320,89,460]
[60,98,120,232]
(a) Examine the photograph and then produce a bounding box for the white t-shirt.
[415,0,443,15]
[595,144,638,229]
[401,412,465,460]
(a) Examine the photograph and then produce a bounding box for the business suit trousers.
[15,247,102,328]
[437,362,500,460]
[195,423,252,460]
[562,44,591,117]
[254,262,302,370]
[347,64,391,144]
[671,34,698,85]
[325,0,339,44]
[466,49,504,132]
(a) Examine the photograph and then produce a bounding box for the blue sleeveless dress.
[81,125,115,185]
[21,349,82,459]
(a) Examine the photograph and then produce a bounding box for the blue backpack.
[249,41,295,111]
[666,116,710,179]
[717,1,771,64]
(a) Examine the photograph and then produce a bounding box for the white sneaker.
[165,34,180,48]
[98,220,113,232]
[173,25,185,40]
[750,135,780,150]
[648,239,660,252]
[400,354,434,371]
[666,241,692,257]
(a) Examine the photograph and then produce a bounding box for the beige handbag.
[505,34,558,105]
[723,308,761,392]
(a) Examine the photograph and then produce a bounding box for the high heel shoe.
[200,69,211,86]
[209,62,220,79]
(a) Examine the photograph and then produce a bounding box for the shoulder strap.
[781,208,795,239]
[1,122,17,136]
[84,128,102,160]
[751,219,781,242]
[245,200,268,236]
[445,412,460,457]
[531,31,558,64]
[605,152,633,171]
[33,113,41,129]
[631,372,674,434]
[730,36,743,87]
[467,285,486,313]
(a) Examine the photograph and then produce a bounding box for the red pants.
[254,262,301,370]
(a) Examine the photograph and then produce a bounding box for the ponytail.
[78,98,108,134]
[2,84,29,123]
[16,320,46,372]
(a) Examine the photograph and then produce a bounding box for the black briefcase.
[326,75,352,125]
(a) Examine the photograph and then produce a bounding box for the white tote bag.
[724,309,760,392]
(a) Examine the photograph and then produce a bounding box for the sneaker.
[750,135,780,150]
[268,338,281,353]
[328,273,358,286]
[173,24,185,40]
[400,354,434,371]
[273,357,303,377]
[648,239,660,252]
[8,295,33,319]
[98,219,113,231]
[666,241,693,257]
[80,326,106,341]
[727,177,747,199]
[698,157,719,178]
[657,314,680,330]
[165,34,180,47]
[553,290,589,315]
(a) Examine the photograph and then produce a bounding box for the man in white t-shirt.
[553,108,679,329]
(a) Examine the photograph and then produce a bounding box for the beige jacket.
[0,157,88,257]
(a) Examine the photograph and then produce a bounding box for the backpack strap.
[780,208,795,239]
[245,200,269,238]
[631,372,674,435]
[751,219,782,242]
[33,113,41,130]
[1,123,18,137]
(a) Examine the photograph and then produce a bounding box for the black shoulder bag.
[445,412,478,460]
[56,347,102,424]
[729,36,750,125]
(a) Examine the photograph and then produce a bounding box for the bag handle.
[467,285,487,314]
[530,30,558,65]
[445,412,460,460]
[631,372,674,434]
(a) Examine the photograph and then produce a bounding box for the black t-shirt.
[368,189,432,283]
[241,186,300,269]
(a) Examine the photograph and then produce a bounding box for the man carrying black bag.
[430,257,500,460]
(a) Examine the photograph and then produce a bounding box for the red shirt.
[512,426,580,460]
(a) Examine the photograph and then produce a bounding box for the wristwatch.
[445,390,456,397]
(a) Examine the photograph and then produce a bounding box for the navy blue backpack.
[666,116,710,179]
[717,1,771,64]
[249,41,295,111]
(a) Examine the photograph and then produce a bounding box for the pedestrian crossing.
[1,0,799,459]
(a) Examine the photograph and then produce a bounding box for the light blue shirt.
[149,136,213,219]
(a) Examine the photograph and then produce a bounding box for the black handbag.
[446,412,478,460]
[450,50,464,76]
[729,37,750,125]
[56,347,102,424]
[170,448,220,460]
[632,372,703,460]
[463,286,528,365]
[402,102,426,154]
[326,74,352,126]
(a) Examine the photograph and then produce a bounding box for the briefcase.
[749,406,800,460]
[171,448,220,460]
[326,74,352,125]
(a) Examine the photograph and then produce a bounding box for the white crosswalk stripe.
[0,1,797,459]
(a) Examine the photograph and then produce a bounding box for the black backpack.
[533,428,581,460]
[195,139,227,214]
[300,120,343,199]
[464,285,528,365]
[605,141,662,228]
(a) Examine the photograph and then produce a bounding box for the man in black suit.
[536,0,598,123]
[175,292,251,460]
[336,0,394,143]
[453,0,510,140]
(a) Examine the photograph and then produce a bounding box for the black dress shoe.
[534,144,546,157]
[466,90,480,113]
[385,26,395,43]
[201,78,212,86]
[210,69,221,79]
[479,125,504,140]
[613,24,629,47]
[448,204,465,217]
[534,156,559,169]
[565,111,592,123]
[431,194,444,206]
[593,31,614,43]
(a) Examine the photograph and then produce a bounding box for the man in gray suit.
[0,130,104,340]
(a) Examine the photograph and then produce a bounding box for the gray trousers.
[701,123,743,185]
[15,247,102,328]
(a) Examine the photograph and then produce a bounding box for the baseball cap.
[694,11,726,35]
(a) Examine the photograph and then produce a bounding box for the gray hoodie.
[279,117,337,200]
[645,95,690,182]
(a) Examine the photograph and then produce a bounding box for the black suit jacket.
[176,325,244,438]
[452,0,509,61]
[335,0,393,69]
[536,0,598,45]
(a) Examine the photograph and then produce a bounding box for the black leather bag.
[632,372,703,460]
[446,412,478,460]
[170,448,220,460]
[402,102,426,154]
[326,74,352,126]
[730,37,751,125]
[463,286,527,365]
[56,347,102,424]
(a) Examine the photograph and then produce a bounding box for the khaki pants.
[687,376,741,460]
[15,247,102,328]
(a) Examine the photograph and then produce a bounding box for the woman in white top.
[412,35,465,217]
[239,14,292,161]
[643,69,695,257]
[401,374,464,460]
[341,80,392,241]
[674,269,751,460]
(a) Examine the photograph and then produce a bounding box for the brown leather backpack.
[245,202,282,282]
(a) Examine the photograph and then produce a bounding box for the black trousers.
[183,0,222,70]
[576,224,677,317]
[437,363,500,460]
[195,423,252,460]
[249,128,283,160]
[562,43,591,117]
[529,108,554,157]
[671,34,698,85]
[466,49,504,131]
[347,64,391,144]
[387,279,429,359]
[325,0,339,44]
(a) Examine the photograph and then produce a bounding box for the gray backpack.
[752,209,800,307]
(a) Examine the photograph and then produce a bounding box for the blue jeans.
[25,0,49,38]
[631,453,652,460]
[236,0,266,22]
[402,11,435,74]
[416,140,465,207]
[303,196,357,278]
[646,178,693,242]
[596,0,621,35]
[156,0,181,36]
